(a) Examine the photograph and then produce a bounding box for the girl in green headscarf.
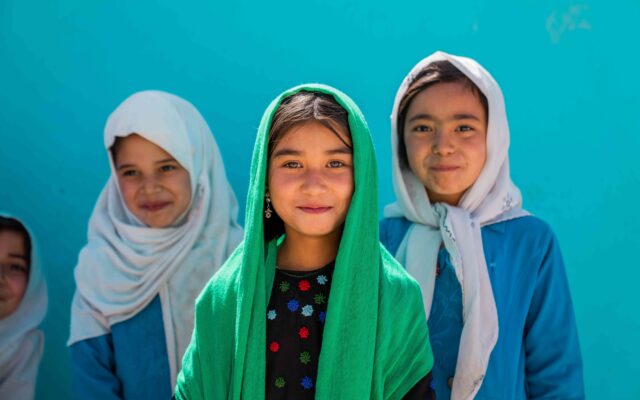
[175,84,434,400]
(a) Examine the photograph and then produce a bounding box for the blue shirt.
[69,295,172,400]
[380,216,584,400]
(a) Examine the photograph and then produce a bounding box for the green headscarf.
[175,84,433,399]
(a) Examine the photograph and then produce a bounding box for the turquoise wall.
[1,1,638,398]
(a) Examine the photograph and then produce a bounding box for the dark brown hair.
[264,91,351,241]
[397,60,489,169]
[110,135,129,165]
[0,216,32,269]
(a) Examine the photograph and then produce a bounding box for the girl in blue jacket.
[68,91,243,399]
[380,51,584,400]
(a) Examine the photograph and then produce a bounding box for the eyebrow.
[272,146,353,158]
[116,158,177,170]
[408,113,482,123]
[8,253,27,261]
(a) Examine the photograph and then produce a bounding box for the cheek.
[405,135,431,165]
[117,179,139,207]
[8,278,28,300]
[172,173,193,209]
[267,172,296,206]
[326,172,354,208]
[468,139,487,176]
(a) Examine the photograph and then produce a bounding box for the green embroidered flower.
[275,377,286,389]
[313,293,326,305]
[299,351,311,365]
[279,281,290,292]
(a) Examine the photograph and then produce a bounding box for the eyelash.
[122,170,138,177]
[160,165,177,172]
[281,160,348,169]
[412,125,476,134]
[0,263,28,274]
[413,125,433,133]
[10,264,27,273]
[121,165,177,177]
[456,125,474,132]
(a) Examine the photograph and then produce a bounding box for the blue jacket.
[380,216,584,400]
[69,295,172,400]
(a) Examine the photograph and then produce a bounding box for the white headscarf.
[384,51,529,399]
[0,213,48,400]
[68,91,243,389]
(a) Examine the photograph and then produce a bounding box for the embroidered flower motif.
[299,351,311,364]
[269,341,280,352]
[279,281,290,292]
[298,326,310,339]
[301,304,314,317]
[287,299,300,312]
[298,279,311,291]
[275,377,286,389]
[267,309,277,320]
[313,293,326,305]
[502,193,514,211]
[316,275,328,285]
[318,311,326,323]
[300,376,314,390]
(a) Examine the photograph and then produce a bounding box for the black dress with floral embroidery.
[266,262,333,399]
[265,262,435,400]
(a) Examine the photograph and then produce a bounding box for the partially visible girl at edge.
[175,84,435,399]
[68,91,243,399]
[380,51,584,399]
[0,214,48,400]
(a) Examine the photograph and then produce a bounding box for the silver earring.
[264,193,272,219]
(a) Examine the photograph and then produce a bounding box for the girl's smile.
[297,206,332,214]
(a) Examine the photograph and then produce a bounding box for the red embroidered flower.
[298,326,310,339]
[269,341,280,352]
[298,280,311,291]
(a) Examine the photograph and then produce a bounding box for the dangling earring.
[264,193,273,219]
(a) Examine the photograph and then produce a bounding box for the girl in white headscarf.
[380,52,584,399]
[0,214,48,400]
[68,91,243,399]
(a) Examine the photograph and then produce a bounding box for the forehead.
[273,121,352,151]
[408,81,486,117]
[0,230,26,256]
[113,134,175,162]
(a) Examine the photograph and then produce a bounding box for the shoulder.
[379,217,412,254]
[379,216,412,235]
[378,244,422,299]
[194,241,245,314]
[485,215,558,251]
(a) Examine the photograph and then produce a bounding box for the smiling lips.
[430,165,460,172]
[139,201,171,212]
[298,206,332,214]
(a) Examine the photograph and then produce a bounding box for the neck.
[276,229,342,272]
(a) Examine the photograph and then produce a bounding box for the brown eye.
[122,169,139,177]
[283,161,302,169]
[160,165,177,172]
[413,124,433,133]
[456,125,474,132]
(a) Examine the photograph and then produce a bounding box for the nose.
[300,168,327,195]
[139,176,162,195]
[432,130,455,156]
